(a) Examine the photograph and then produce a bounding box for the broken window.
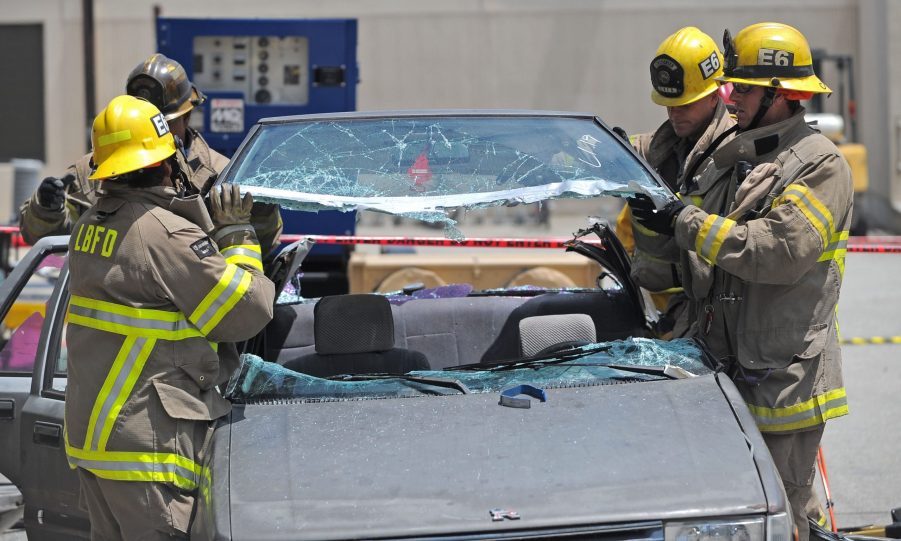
[226,338,711,401]
[222,115,669,226]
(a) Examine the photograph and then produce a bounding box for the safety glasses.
[731,83,755,94]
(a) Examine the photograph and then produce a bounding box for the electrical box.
[157,18,358,295]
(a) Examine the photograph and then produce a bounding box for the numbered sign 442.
[210,98,245,133]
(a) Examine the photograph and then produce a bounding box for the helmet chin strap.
[743,87,778,132]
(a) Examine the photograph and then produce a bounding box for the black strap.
[728,64,814,79]
[681,125,740,191]
[743,87,778,132]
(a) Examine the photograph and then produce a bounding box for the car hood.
[217,375,765,540]
[219,111,671,224]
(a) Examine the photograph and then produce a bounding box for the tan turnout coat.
[673,109,852,433]
[64,182,274,491]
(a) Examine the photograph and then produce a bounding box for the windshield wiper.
[604,363,696,380]
[446,345,611,372]
[325,373,471,394]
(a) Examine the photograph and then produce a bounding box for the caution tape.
[281,234,598,249]
[285,234,901,252]
[3,225,901,252]
[841,336,901,346]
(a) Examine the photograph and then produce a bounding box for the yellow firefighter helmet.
[650,26,724,107]
[89,95,176,180]
[717,22,831,94]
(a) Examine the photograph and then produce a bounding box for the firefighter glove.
[209,183,254,228]
[628,194,685,236]
[37,174,74,210]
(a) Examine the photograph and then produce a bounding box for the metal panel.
[0,24,44,161]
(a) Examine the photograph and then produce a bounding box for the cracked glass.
[221,114,668,223]
[225,338,712,401]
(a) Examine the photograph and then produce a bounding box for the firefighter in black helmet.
[20,53,283,259]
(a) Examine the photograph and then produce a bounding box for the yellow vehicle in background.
[808,50,869,235]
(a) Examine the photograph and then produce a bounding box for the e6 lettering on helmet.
[73,223,119,258]
[698,51,721,79]
[758,48,794,67]
[151,113,170,138]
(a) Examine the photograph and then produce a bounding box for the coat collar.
[712,108,812,168]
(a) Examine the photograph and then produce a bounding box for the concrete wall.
[3,0,891,204]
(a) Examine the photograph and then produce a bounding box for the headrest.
[518,314,596,357]
[314,294,395,355]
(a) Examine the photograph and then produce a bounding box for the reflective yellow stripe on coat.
[221,244,263,272]
[188,264,252,335]
[775,184,835,249]
[65,431,208,491]
[68,296,204,340]
[66,265,250,486]
[695,214,735,265]
[746,388,849,433]
[84,336,156,451]
[818,230,849,276]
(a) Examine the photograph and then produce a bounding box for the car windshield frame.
[217,110,673,222]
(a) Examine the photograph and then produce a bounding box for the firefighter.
[65,95,275,539]
[630,23,850,541]
[617,26,737,336]
[19,53,283,258]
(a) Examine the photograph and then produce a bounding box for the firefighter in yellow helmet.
[616,26,736,337]
[630,23,850,541]
[19,53,283,258]
[65,95,274,539]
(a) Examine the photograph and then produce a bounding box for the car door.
[0,237,68,488]
[21,265,90,540]
[2,237,89,539]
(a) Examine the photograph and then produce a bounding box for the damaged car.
[0,111,792,540]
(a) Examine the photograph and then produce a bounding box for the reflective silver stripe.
[784,188,833,240]
[700,216,729,260]
[68,304,195,333]
[751,394,848,428]
[69,457,197,483]
[193,267,247,331]
[827,236,848,252]
[90,337,148,451]
[221,247,262,262]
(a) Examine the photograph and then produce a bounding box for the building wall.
[3,0,888,204]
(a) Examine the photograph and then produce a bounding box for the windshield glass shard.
[225,338,711,401]
[222,115,667,222]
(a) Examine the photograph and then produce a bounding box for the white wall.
[3,0,884,196]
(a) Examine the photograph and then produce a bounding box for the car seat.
[518,313,597,357]
[282,294,430,377]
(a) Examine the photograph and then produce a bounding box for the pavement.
[0,475,22,540]
[1,201,898,536]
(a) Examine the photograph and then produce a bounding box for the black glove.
[611,126,630,143]
[37,174,74,210]
[628,194,685,236]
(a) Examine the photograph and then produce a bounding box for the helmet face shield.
[722,29,739,77]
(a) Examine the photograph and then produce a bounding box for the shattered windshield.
[225,338,712,401]
[222,114,668,220]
